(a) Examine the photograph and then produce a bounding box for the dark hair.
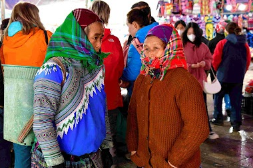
[226,22,241,35]
[199,28,203,36]
[131,1,149,9]
[131,1,153,24]
[174,20,186,29]
[182,22,202,47]
[1,18,10,30]
[127,9,150,28]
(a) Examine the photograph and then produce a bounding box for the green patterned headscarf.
[44,9,108,71]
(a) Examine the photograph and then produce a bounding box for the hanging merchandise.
[248,13,253,30]
[172,0,180,14]
[238,14,243,28]
[192,0,201,14]
[165,1,173,16]
[181,0,187,14]
[201,0,210,15]
[242,14,249,28]
[205,15,214,40]
[210,0,219,15]
[186,0,194,14]
[157,0,166,17]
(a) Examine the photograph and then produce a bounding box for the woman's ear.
[132,21,140,30]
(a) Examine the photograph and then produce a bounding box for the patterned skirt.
[31,149,96,168]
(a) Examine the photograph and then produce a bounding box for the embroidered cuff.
[45,155,64,167]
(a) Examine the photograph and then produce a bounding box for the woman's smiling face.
[143,35,166,60]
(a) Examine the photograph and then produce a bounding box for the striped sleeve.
[33,64,64,166]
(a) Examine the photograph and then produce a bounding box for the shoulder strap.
[131,37,143,55]
[17,57,66,143]
[44,30,48,45]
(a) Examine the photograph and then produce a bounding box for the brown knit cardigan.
[126,68,209,168]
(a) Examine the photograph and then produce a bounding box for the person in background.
[0,18,10,47]
[182,22,218,139]
[0,2,52,168]
[211,22,251,132]
[208,21,232,116]
[120,7,158,161]
[121,8,158,98]
[91,1,124,167]
[200,28,209,46]
[174,20,186,36]
[0,17,11,168]
[32,9,112,168]
[127,24,209,168]
[123,1,156,67]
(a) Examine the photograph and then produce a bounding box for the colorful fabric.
[73,9,101,29]
[31,149,95,168]
[140,24,187,80]
[33,9,111,167]
[44,9,108,72]
[33,58,109,166]
[215,21,227,34]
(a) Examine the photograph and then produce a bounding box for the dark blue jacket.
[214,34,249,83]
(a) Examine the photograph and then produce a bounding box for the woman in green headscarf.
[32,9,111,168]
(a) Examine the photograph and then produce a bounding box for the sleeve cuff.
[168,160,178,168]
[45,155,64,167]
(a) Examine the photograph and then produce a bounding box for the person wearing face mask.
[211,22,251,132]
[126,24,209,168]
[31,9,112,168]
[174,20,186,36]
[182,22,217,139]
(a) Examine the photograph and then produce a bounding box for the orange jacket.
[0,27,52,67]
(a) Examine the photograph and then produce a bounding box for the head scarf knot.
[140,24,187,80]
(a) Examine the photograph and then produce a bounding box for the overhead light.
[238,4,247,11]
[225,5,232,11]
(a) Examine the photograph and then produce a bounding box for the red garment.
[73,9,102,29]
[102,28,124,110]
[212,39,251,72]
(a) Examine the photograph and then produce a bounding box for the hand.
[119,80,130,88]
[199,61,206,67]
[131,151,137,156]
[52,163,65,168]
[191,64,200,68]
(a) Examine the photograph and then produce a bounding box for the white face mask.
[177,30,182,36]
[187,34,196,42]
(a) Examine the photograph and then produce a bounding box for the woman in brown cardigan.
[126,24,209,168]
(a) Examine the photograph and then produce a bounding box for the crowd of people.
[0,0,251,168]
